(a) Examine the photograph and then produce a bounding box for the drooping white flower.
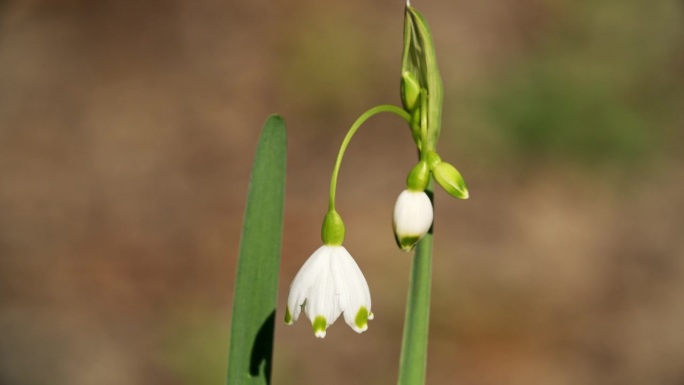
[393,189,434,251]
[285,245,373,338]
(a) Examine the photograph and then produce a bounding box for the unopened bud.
[401,71,422,113]
[433,162,469,199]
[393,190,433,251]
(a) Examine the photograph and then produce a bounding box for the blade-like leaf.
[227,115,287,385]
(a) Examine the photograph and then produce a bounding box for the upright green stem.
[419,89,429,161]
[328,105,411,211]
[397,181,433,385]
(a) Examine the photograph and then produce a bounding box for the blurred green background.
[1,0,683,384]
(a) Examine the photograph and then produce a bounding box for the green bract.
[402,5,443,152]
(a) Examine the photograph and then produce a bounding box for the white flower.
[285,245,373,338]
[393,189,434,251]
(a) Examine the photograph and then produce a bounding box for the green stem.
[328,105,411,211]
[419,89,429,161]
[397,181,433,385]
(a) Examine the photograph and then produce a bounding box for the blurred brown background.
[1,0,684,384]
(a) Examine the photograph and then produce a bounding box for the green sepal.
[406,161,430,191]
[321,209,345,245]
[433,162,469,199]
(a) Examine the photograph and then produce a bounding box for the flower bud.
[433,162,469,199]
[400,71,422,113]
[393,190,433,251]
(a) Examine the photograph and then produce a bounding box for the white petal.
[287,246,328,323]
[393,190,433,250]
[331,246,372,333]
[304,247,342,328]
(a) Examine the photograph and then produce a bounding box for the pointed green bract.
[226,115,287,385]
[402,5,444,152]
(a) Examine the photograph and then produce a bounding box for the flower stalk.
[397,184,433,384]
[328,105,411,211]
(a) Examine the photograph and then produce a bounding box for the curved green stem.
[328,105,411,211]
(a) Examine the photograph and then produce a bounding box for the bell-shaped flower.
[393,189,433,251]
[285,245,373,338]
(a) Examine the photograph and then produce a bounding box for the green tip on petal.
[284,306,293,325]
[395,234,421,252]
[355,307,370,331]
[313,316,327,338]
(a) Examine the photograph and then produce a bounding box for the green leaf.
[397,181,434,385]
[226,115,287,385]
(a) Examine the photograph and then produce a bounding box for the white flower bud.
[393,189,433,251]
